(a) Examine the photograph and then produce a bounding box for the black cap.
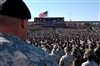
[0,0,31,19]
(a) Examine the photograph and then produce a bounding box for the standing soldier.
[81,55,98,66]
[59,47,74,66]
[94,41,100,65]
[0,0,57,66]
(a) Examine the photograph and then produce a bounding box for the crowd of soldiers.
[25,28,100,66]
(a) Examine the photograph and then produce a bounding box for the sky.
[23,0,100,21]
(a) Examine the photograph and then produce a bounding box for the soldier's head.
[0,0,31,40]
[64,47,71,54]
[87,54,94,61]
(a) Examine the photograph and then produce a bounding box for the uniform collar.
[0,33,21,40]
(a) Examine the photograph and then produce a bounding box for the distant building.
[28,17,100,28]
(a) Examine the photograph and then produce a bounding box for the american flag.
[39,11,48,18]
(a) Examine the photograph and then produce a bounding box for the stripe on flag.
[39,11,48,18]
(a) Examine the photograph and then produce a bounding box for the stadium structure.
[28,17,100,28]
[27,17,100,36]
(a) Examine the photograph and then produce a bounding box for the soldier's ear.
[21,19,28,29]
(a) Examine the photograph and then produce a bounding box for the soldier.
[83,47,96,61]
[0,0,57,66]
[94,41,100,65]
[50,48,60,65]
[71,47,82,65]
[56,44,64,57]
[59,47,74,66]
[81,54,98,66]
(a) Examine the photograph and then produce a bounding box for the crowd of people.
[26,27,100,66]
[1,0,99,66]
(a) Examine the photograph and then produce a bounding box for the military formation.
[26,29,100,66]
[0,0,100,66]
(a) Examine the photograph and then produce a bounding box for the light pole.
[69,12,72,21]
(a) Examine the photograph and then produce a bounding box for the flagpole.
[47,10,49,17]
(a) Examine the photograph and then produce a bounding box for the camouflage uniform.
[81,61,98,66]
[0,33,57,66]
[50,48,61,65]
[94,46,100,65]
[59,53,74,66]
[56,47,64,57]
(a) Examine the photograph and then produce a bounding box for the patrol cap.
[0,0,31,19]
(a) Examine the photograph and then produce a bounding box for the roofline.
[28,21,100,23]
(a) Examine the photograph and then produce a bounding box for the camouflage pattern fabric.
[81,61,98,66]
[0,33,57,66]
